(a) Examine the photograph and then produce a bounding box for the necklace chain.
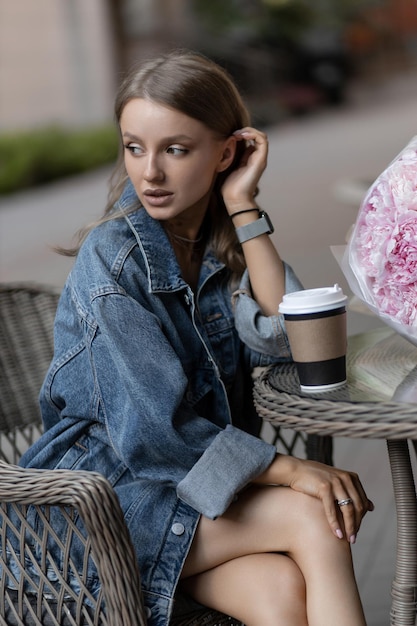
[166,229,203,246]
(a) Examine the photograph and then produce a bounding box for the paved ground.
[2,66,417,624]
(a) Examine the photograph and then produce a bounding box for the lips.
[144,188,171,197]
[143,188,173,207]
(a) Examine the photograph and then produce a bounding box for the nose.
[144,153,164,182]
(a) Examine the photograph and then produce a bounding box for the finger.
[337,490,371,543]
[319,485,346,540]
[322,479,358,541]
[344,473,374,530]
[233,128,268,148]
[354,480,375,512]
[229,131,268,178]
[349,472,370,508]
[336,496,357,543]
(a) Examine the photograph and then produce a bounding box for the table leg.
[386,440,417,626]
[306,435,333,465]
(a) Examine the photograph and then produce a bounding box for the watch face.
[260,211,274,234]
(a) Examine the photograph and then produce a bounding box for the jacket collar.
[117,180,225,294]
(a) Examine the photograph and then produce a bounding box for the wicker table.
[253,327,417,626]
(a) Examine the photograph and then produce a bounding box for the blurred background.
[1,0,417,195]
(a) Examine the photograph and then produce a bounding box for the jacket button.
[171,522,185,536]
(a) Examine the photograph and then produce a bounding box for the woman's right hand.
[221,127,268,214]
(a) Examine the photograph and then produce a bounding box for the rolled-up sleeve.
[232,262,303,359]
[177,424,276,519]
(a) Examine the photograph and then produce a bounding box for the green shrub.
[0,125,119,195]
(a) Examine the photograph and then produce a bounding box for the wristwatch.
[235,210,274,244]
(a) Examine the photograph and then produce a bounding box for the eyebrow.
[122,131,194,143]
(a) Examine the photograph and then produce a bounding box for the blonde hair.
[62,50,251,278]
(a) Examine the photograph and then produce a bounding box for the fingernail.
[336,529,344,539]
[350,534,357,544]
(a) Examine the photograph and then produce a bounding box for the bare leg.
[181,553,307,626]
[181,485,367,626]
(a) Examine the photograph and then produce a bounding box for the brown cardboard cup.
[279,285,348,392]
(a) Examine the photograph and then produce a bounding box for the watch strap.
[235,211,274,244]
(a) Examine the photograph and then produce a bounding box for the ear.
[216,136,237,173]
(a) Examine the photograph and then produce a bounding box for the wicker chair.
[0,282,242,626]
[0,462,147,626]
[0,282,59,461]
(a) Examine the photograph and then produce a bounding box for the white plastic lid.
[279,284,347,315]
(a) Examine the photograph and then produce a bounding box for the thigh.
[180,552,308,626]
[182,483,327,579]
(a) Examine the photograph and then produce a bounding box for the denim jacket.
[20,182,303,625]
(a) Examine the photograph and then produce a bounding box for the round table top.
[253,328,417,440]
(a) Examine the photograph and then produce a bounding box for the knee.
[292,490,327,532]
[292,492,351,555]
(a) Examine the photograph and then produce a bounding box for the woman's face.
[120,98,235,227]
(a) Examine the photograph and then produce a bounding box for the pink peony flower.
[347,136,417,334]
[385,212,417,284]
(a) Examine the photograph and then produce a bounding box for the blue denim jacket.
[20,182,303,625]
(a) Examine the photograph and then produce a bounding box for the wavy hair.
[61,50,251,278]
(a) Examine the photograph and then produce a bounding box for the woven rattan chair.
[0,282,243,626]
[0,282,60,461]
[0,462,147,626]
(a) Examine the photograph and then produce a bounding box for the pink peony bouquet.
[342,136,417,344]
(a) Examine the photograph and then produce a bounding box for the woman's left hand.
[255,455,374,544]
[221,127,268,213]
[287,457,375,544]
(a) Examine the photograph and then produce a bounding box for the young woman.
[20,50,373,626]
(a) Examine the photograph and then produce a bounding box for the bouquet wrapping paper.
[342,136,417,345]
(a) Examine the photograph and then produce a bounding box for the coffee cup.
[279,284,348,392]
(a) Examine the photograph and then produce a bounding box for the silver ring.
[337,498,353,507]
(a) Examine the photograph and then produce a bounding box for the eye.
[124,143,143,156]
[166,146,188,156]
